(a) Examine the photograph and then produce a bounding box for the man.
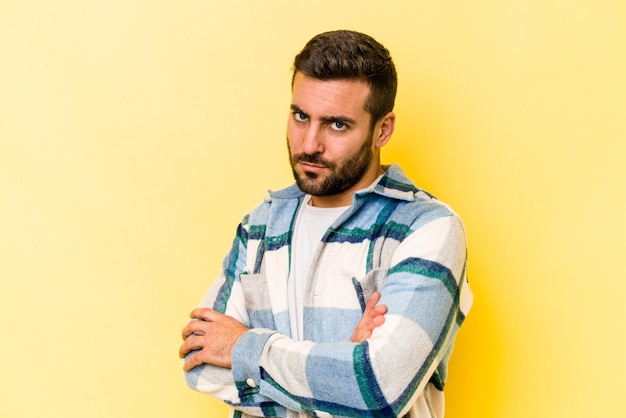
[179,30,472,418]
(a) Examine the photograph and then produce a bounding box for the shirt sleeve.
[230,214,472,417]
[182,216,287,417]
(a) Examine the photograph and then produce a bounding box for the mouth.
[298,161,327,173]
[292,153,332,173]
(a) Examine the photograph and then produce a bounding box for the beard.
[288,132,374,197]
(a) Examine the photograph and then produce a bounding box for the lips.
[299,161,327,172]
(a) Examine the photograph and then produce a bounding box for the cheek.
[286,134,298,155]
[330,136,363,159]
[286,123,300,151]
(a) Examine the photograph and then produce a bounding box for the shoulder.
[371,173,461,229]
[241,183,304,230]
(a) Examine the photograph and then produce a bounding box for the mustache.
[291,153,335,169]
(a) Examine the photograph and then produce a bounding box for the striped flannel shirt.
[185,164,473,418]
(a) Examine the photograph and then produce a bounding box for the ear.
[374,112,395,148]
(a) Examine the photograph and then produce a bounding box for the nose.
[302,124,324,155]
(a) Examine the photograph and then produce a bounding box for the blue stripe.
[389,287,460,412]
[377,175,418,194]
[352,277,367,311]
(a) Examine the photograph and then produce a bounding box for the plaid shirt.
[185,164,473,418]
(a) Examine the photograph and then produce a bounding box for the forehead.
[291,73,371,118]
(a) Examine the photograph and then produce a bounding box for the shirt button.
[246,378,257,388]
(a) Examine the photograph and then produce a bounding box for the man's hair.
[292,30,397,127]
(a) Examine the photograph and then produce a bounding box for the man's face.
[287,73,381,207]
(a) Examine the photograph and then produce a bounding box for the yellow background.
[2,1,625,417]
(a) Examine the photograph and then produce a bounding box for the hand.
[179,308,249,370]
[350,291,387,342]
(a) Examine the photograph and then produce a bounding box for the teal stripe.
[377,175,418,194]
[265,231,290,250]
[367,201,404,269]
[213,231,244,312]
[353,343,375,407]
[258,370,314,416]
[248,223,265,240]
[352,342,395,416]
[389,257,457,298]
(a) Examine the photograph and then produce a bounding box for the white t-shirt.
[288,195,349,341]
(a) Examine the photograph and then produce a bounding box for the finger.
[181,318,208,340]
[190,308,229,323]
[374,303,388,315]
[181,323,195,340]
[190,308,214,321]
[372,314,385,326]
[180,332,214,358]
[182,351,204,372]
[179,340,191,358]
[365,291,381,311]
[179,336,203,358]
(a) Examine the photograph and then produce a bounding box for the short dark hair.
[292,30,397,127]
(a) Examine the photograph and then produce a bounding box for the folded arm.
[181,215,470,417]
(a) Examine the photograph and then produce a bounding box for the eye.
[330,121,347,131]
[293,112,308,122]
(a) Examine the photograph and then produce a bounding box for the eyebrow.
[290,104,356,126]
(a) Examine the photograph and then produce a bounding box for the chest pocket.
[350,230,402,311]
[352,267,387,311]
[239,272,276,329]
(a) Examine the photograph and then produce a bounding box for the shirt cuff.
[232,328,276,394]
